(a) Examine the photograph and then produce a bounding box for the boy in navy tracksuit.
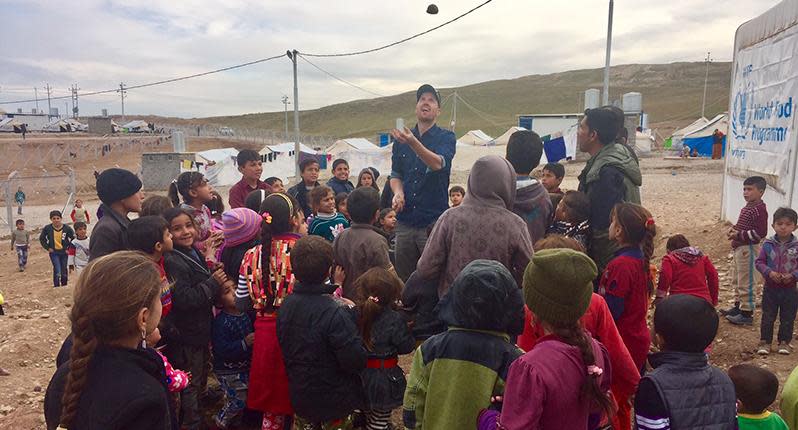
[755,207,798,355]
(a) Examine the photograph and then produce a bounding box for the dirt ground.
[0,144,794,429]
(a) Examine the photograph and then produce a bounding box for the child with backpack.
[355,267,414,430]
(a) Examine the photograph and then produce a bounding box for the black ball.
[426,4,439,14]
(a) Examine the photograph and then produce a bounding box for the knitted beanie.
[222,208,261,247]
[523,248,597,325]
[96,168,142,205]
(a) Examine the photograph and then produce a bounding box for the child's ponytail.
[354,267,403,351]
[611,203,657,295]
[168,171,206,207]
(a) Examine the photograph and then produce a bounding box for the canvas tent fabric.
[457,130,494,146]
[493,126,527,146]
[195,148,241,187]
[634,131,654,155]
[262,142,316,155]
[0,118,23,132]
[121,120,151,132]
[668,117,710,150]
[331,144,393,179]
[325,138,377,155]
[259,142,320,181]
[682,113,728,158]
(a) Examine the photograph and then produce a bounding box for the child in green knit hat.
[478,249,614,430]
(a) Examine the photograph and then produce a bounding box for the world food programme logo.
[732,66,754,140]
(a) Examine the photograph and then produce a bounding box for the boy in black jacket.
[277,235,367,427]
[40,210,75,287]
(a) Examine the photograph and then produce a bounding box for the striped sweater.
[732,200,768,249]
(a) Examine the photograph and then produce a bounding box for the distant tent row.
[122,120,153,133]
[43,118,88,132]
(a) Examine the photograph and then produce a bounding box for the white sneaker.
[757,342,771,355]
[778,342,792,355]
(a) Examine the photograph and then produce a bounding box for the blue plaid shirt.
[390,124,456,228]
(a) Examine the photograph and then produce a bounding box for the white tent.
[457,130,494,146]
[66,118,87,132]
[683,114,728,140]
[262,142,316,155]
[325,138,377,156]
[0,118,23,132]
[122,120,152,133]
[493,126,527,146]
[258,143,317,182]
[43,119,71,132]
[333,144,393,179]
[634,131,654,155]
[722,0,798,234]
[195,148,240,187]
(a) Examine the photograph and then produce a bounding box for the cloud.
[0,0,776,117]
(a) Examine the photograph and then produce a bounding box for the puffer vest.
[645,351,737,430]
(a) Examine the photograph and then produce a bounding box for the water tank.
[172,131,186,153]
[640,113,649,129]
[622,92,643,113]
[584,89,600,110]
[101,109,108,117]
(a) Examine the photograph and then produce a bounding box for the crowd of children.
[31,139,798,430]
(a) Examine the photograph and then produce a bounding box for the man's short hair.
[743,176,767,191]
[300,159,320,173]
[583,108,620,145]
[128,216,169,254]
[774,207,798,225]
[543,163,565,179]
[331,159,349,172]
[347,187,380,224]
[449,186,465,196]
[236,149,260,167]
[654,294,718,353]
[15,219,24,226]
[728,364,779,414]
[74,221,87,231]
[290,235,334,284]
[506,130,543,174]
[49,210,62,219]
[309,185,334,210]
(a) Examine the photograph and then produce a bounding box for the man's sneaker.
[757,342,771,355]
[778,342,792,355]
[720,305,741,317]
[726,313,753,325]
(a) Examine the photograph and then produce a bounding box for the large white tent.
[457,130,494,146]
[262,142,316,155]
[195,148,240,187]
[722,0,798,233]
[0,118,23,132]
[121,120,152,133]
[668,117,709,149]
[493,126,527,146]
[258,142,317,182]
[325,138,377,156]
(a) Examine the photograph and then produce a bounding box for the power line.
[299,0,494,58]
[0,53,286,105]
[297,54,385,97]
[454,93,504,126]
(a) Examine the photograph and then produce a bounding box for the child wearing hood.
[415,155,533,297]
[403,260,525,430]
[505,130,553,244]
[656,234,719,306]
[478,249,614,430]
[357,167,380,192]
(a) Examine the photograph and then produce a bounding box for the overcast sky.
[0,0,775,118]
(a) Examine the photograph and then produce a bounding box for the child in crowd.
[541,162,565,195]
[229,149,270,209]
[218,208,261,288]
[400,269,445,342]
[11,219,30,272]
[146,326,189,426]
[168,171,217,250]
[378,208,397,264]
[517,235,639,430]
[724,176,769,325]
[599,202,656,371]
[127,215,175,334]
[478,249,613,430]
[277,236,367,428]
[141,195,174,217]
[547,190,591,250]
[635,295,737,429]
[358,167,380,192]
[237,192,305,429]
[245,189,271,213]
[265,176,285,193]
[782,365,798,430]
[336,192,350,221]
[162,207,229,430]
[506,130,553,244]
[333,187,393,300]
[70,199,90,225]
[90,168,143,260]
[755,207,798,355]
[15,187,24,215]
[40,210,75,288]
[404,260,524,430]
[448,185,465,207]
[67,222,90,274]
[356,268,415,430]
[327,158,355,195]
[207,190,225,229]
[287,159,321,219]
[728,364,789,430]
[656,234,719,306]
[212,283,254,429]
[308,185,350,242]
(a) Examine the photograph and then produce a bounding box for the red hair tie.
[645,217,655,227]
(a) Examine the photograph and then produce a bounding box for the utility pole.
[117,82,127,120]
[70,84,80,119]
[602,0,614,105]
[44,83,52,115]
[288,50,301,178]
[451,91,457,134]
[701,51,712,118]
[282,95,291,140]
[34,87,39,112]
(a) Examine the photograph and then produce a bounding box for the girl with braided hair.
[44,252,170,430]
[236,192,306,430]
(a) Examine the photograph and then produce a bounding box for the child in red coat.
[599,203,657,372]
[657,234,719,306]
